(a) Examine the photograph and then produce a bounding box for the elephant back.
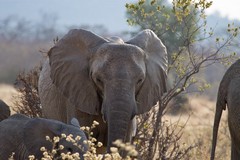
[217,59,240,110]
[0,114,29,159]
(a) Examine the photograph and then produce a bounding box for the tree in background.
[126,0,239,159]
[126,0,199,56]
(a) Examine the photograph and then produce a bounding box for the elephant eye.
[96,77,102,83]
[92,74,103,86]
[137,78,143,85]
[94,76,104,90]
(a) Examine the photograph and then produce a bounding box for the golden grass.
[165,95,230,160]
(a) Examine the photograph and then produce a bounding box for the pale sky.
[0,0,239,33]
[206,0,239,20]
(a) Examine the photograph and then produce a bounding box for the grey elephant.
[38,29,168,152]
[0,114,88,159]
[0,99,10,121]
[211,59,240,160]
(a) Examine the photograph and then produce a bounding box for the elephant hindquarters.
[227,77,240,158]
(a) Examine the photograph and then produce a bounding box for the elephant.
[0,99,10,121]
[38,29,168,152]
[211,59,240,160]
[0,114,88,160]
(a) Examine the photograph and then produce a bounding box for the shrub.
[134,107,196,160]
[13,66,42,117]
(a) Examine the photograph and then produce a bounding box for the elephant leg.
[231,142,240,160]
[229,122,240,160]
[75,110,108,153]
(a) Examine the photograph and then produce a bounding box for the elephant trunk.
[102,81,137,154]
[210,99,224,160]
[103,96,135,153]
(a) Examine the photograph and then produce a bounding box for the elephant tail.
[210,87,226,160]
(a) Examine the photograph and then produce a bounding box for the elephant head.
[0,114,88,159]
[47,29,168,150]
[24,117,88,159]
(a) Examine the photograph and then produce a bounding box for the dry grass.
[164,95,230,160]
[12,67,42,117]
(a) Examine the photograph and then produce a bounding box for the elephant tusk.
[102,114,106,123]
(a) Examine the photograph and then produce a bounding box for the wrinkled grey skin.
[38,29,168,152]
[0,99,10,121]
[0,114,88,160]
[211,59,240,160]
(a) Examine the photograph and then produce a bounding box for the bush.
[133,107,196,160]
[13,66,42,117]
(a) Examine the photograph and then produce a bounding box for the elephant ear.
[48,29,107,115]
[70,117,80,128]
[127,29,168,114]
[23,118,62,158]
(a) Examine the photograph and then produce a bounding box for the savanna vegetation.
[1,0,240,159]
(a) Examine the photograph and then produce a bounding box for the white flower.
[93,120,99,126]
[110,147,118,153]
[80,126,85,130]
[43,151,48,156]
[28,155,35,160]
[72,152,80,158]
[40,147,46,151]
[129,150,138,157]
[97,142,103,147]
[113,139,122,146]
[125,145,132,151]
[91,137,97,142]
[61,133,66,138]
[45,136,50,141]
[59,145,64,150]
[85,126,90,131]
[53,136,60,143]
[51,149,57,154]
[75,136,81,141]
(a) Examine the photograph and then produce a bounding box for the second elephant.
[211,59,240,160]
[0,114,88,159]
[39,29,168,151]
